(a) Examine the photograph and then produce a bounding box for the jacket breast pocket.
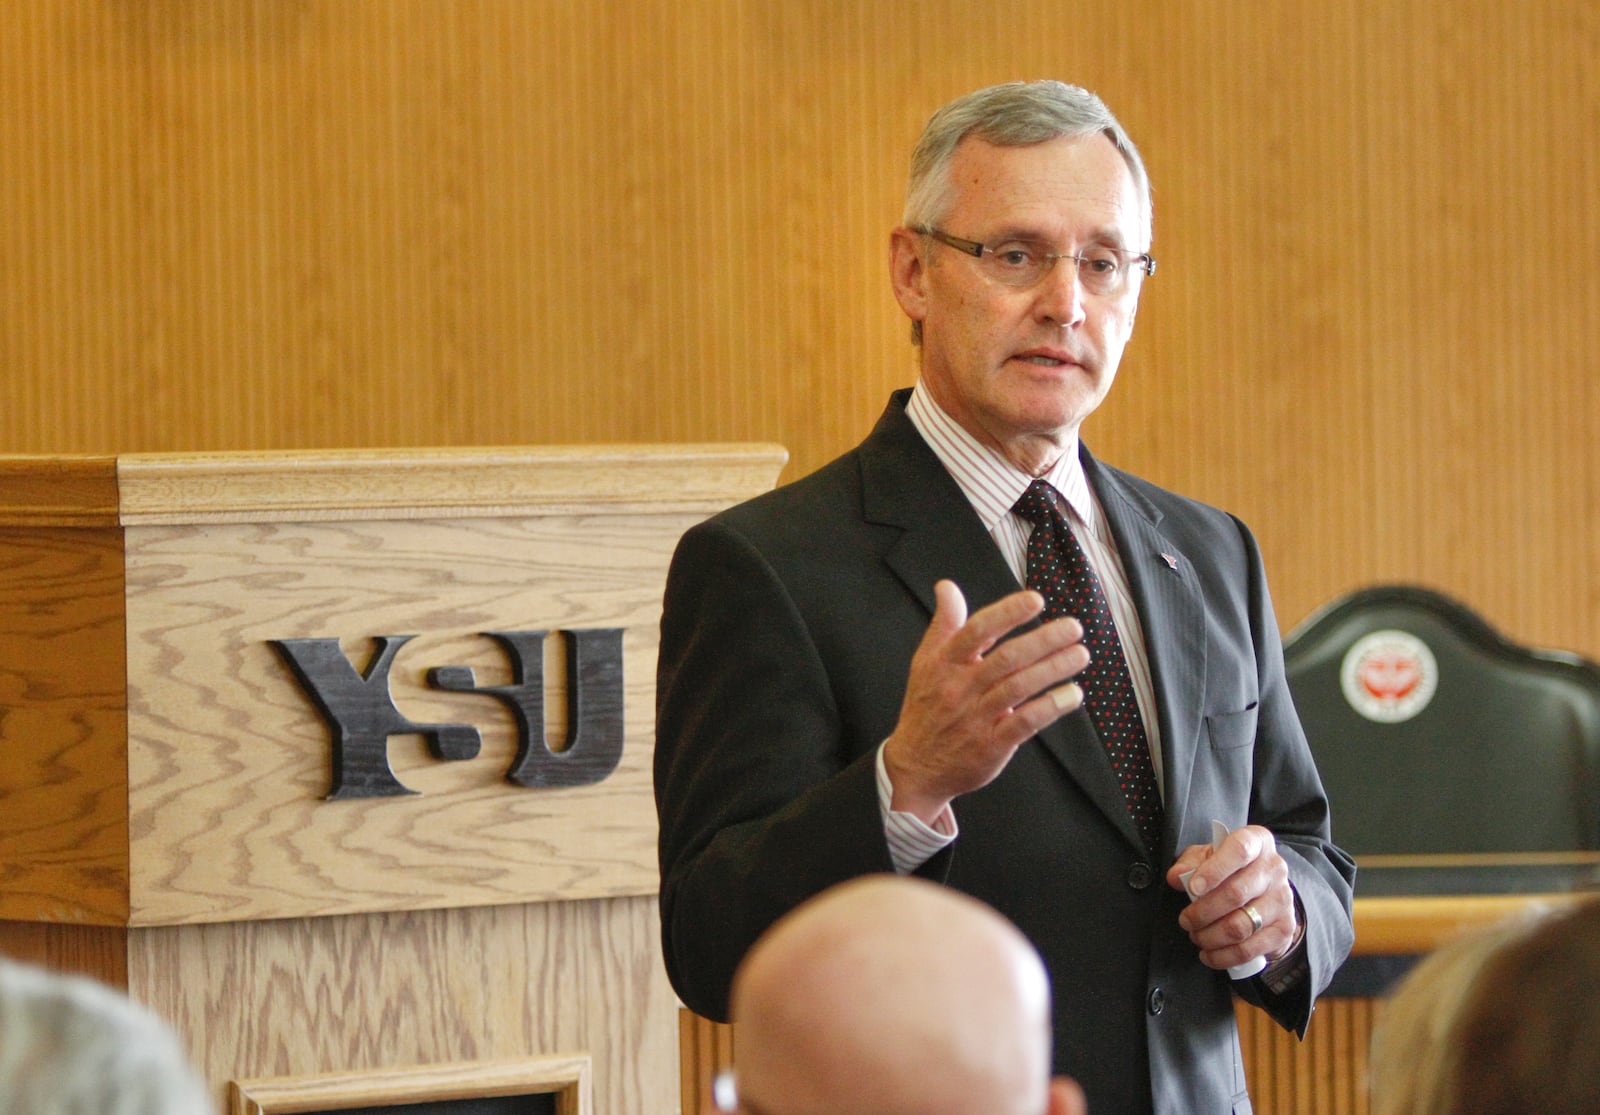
[1205,702,1259,752]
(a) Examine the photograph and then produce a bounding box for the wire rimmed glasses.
[919,227,1155,296]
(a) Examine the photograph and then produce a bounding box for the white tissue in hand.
[1182,819,1267,980]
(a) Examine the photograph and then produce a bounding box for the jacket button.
[1147,987,1166,1016]
[1126,862,1153,890]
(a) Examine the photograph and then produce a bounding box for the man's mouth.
[1013,347,1078,367]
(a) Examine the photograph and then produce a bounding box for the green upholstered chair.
[1284,585,1600,863]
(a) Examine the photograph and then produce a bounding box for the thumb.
[1167,844,1212,892]
[930,579,969,635]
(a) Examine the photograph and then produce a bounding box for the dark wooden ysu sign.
[272,629,624,800]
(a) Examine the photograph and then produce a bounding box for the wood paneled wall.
[3,0,1597,652]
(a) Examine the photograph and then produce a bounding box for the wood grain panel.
[0,448,773,1114]
[1236,998,1373,1115]
[3,0,1595,670]
[0,921,129,988]
[0,522,130,923]
[107,443,785,927]
[132,897,674,1115]
[121,509,683,924]
[679,1008,735,1115]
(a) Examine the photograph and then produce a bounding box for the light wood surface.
[1236,998,1374,1115]
[114,444,791,524]
[0,445,785,927]
[123,509,673,923]
[1,444,784,1114]
[142,897,668,1115]
[1357,852,1600,868]
[1351,893,1587,956]
[229,1053,592,1115]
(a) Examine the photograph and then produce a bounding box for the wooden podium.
[0,445,786,1115]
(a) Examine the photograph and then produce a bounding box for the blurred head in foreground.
[0,957,211,1115]
[1370,896,1600,1115]
[724,874,1085,1115]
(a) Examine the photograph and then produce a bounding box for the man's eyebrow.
[983,224,1054,244]
[1076,225,1136,249]
[984,224,1135,249]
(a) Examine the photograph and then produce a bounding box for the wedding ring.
[1244,904,1264,934]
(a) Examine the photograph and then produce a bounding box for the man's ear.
[888,226,930,328]
[1046,1077,1087,1115]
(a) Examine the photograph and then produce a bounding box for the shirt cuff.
[1258,888,1309,996]
[875,743,957,874]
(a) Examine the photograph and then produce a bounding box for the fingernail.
[1051,683,1081,711]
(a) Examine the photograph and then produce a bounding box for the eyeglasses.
[919,227,1155,296]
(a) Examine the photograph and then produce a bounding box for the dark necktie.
[1013,478,1164,852]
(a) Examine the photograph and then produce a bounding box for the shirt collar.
[905,380,1092,528]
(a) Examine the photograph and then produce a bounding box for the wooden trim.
[0,922,130,989]
[1356,851,1600,868]
[0,445,792,525]
[1352,894,1586,955]
[0,457,120,527]
[680,1009,735,1115]
[227,1055,592,1115]
[115,444,790,524]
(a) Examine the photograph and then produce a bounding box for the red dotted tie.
[1014,479,1164,852]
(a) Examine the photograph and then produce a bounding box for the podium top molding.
[0,443,790,527]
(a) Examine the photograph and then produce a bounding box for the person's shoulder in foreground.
[0,957,212,1115]
[722,874,1086,1115]
[1370,895,1600,1115]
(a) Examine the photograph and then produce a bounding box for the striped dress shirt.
[878,381,1165,872]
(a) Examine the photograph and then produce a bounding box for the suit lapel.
[1086,451,1210,859]
[858,392,1022,615]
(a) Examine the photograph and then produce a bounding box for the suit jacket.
[655,390,1356,1115]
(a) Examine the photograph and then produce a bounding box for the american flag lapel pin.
[1160,552,1179,572]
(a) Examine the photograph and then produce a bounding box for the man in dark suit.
[655,80,1355,1115]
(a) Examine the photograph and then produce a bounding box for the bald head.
[729,876,1082,1115]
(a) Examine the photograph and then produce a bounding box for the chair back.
[1284,585,1600,856]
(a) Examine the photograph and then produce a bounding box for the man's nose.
[1034,258,1087,328]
